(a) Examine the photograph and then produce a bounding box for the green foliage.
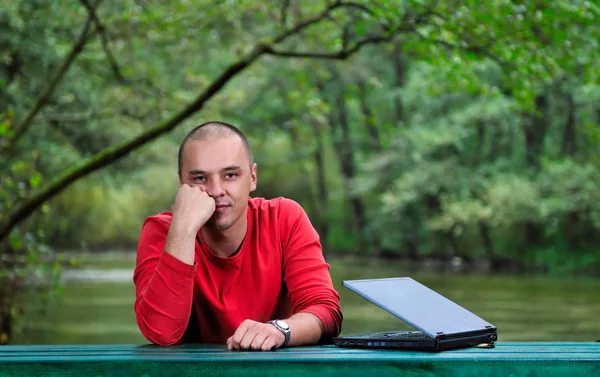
[357,57,600,270]
[1,0,600,344]
[41,164,178,250]
[0,115,64,344]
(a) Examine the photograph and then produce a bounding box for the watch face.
[276,320,289,330]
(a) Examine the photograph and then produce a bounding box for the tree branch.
[272,0,372,43]
[0,1,413,242]
[80,0,125,83]
[38,108,149,123]
[101,32,126,83]
[46,120,84,155]
[2,0,103,156]
[265,6,432,61]
[336,2,375,16]
[280,0,290,27]
[39,112,96,122]
[414,31,509,70]
[264,34,393,59]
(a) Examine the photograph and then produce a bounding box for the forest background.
[1,0,599,345]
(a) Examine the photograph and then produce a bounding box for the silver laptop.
[333,277,498,351]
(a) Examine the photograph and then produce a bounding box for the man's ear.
[250,163,257,192]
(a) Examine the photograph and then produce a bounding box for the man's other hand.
[227,319,285,351]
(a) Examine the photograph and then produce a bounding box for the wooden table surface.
[1,342,599,376]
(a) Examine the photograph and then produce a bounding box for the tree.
[1,0,599,343]
[0,0,440,344]
[0,0,433,243]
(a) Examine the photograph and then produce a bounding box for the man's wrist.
[169,218,200,239]
[268,320,291,346]
[164,219,199,266]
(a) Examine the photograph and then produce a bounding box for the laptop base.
[333,330,497,352]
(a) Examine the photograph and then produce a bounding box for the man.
[133,121,343,351]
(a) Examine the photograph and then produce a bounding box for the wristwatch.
[268,320,291,346]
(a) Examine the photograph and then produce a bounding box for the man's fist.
[170,184,215,234]
[227,319,286,351]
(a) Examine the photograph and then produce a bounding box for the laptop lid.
[343,277,496,339]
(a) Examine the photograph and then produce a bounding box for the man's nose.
[206,179,225,197]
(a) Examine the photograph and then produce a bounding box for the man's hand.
[227,320,285,351]
[164,184,215,265]
[170,184,215,234]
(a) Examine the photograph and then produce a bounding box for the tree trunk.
[0,312,11,345]
[334,83,367,244]
[424,192,458,262]
[476,120,485,157]
[318,76,367,249]
[357,80,381,150]
[564,211,582,249]
[0,244,14,345]
[392,40,406,126]
[521,94,548,253]
[311,122,330,246]
[5,52,23,85]
[477,120,505,162]
[560,92,576,156]
[522,94,549,168]
[473,123,502,270]
[400,203,420,261]
[489,122,504,160]
[287,125,318,217]
[560,91,581,249]
[524,220,543,246]
[477,220,500,272]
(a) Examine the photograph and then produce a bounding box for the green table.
[1,342,599,376]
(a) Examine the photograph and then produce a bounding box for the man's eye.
[225,173,238,179]
[193,176,206,182]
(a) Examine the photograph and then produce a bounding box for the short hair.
[177,121,254,177]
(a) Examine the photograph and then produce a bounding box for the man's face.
[179,136,256,231]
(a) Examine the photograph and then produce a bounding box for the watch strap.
[269,320,291,346]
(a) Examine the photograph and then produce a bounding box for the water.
[14,258,600,344]
[331,259,599,342]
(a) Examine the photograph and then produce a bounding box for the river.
[13,257,599,344]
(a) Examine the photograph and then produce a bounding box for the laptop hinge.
[437,327,496,340]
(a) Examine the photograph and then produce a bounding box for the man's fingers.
[228,320,286,351]
[249,333,268,351]
[260,336,278,351]
[231,326,249,350]
[239,330,258,350]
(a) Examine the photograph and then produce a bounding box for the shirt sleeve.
[133,216,196,346]
[279,199,343,339]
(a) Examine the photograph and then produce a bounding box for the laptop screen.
[343,277,496,338]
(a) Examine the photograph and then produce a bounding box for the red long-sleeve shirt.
[133,197,343,346]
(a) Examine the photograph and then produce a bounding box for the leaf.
[9,233,23,250]
[29,171,42,188]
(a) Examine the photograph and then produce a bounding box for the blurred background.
[1,1,599,345]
